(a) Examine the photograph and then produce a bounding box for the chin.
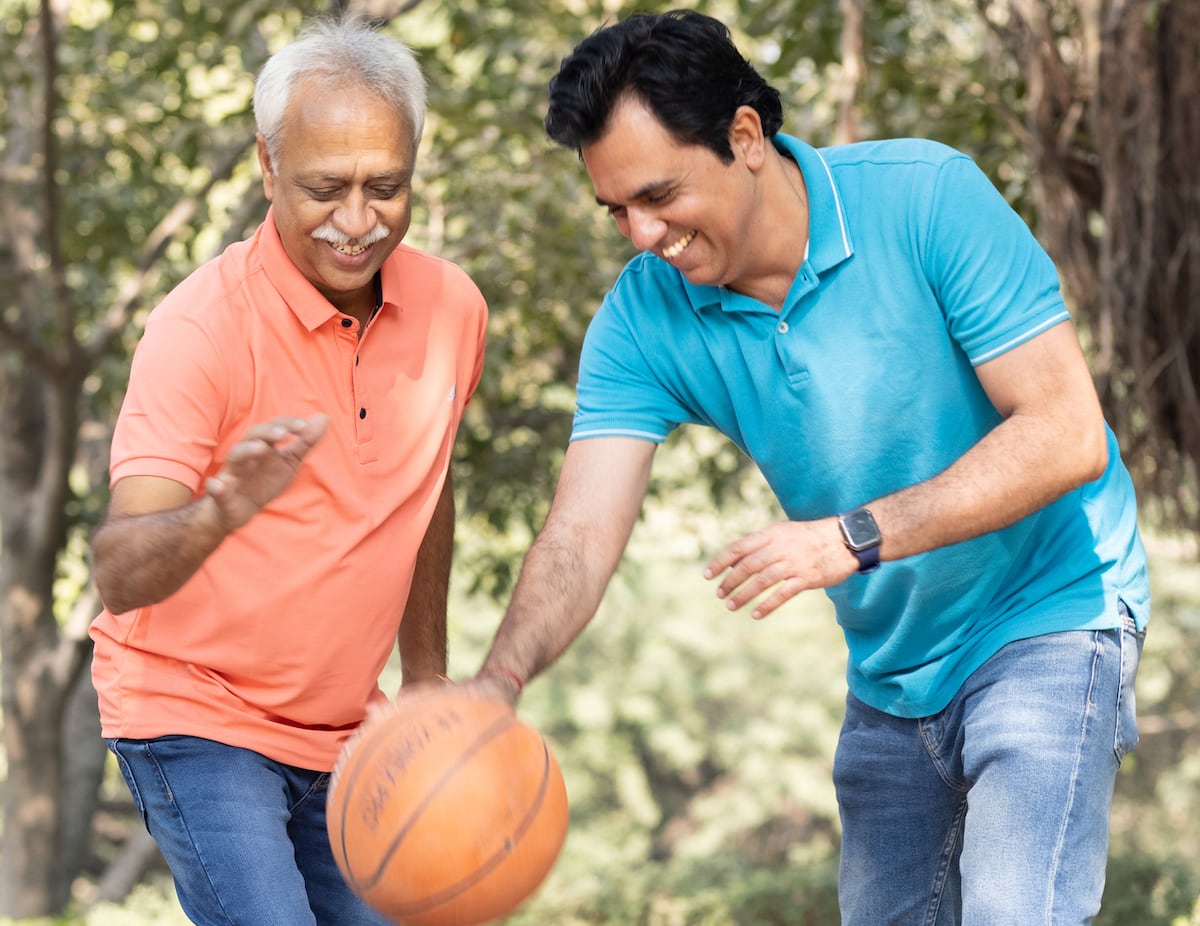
[679,267,721,288]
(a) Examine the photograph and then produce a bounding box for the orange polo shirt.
[90,211,487,770]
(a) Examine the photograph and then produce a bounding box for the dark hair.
[545,10,782,163]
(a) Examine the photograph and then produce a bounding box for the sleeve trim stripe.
[570,427,668,443]
[969,312,1070,365]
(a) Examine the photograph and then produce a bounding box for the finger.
[285,413,330,458]
[714,548,777,600]
[703,531,768,580]
[204,477,230,514]
[224,437,275,464]
[302,412,330,439]
[248,419,305,443]
[748,578,805,620]
[721,565,781,610]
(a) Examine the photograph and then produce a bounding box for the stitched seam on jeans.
[143,738,240,926]
[924,796,966,926]
[918,720,969,793]
[1044,631,1103,924]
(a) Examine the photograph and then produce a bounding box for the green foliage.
[437,504,850,925]
[34,519,1200,925]
[398,1,637,587]
[1100,853,1200,926]
[3,0,1197,920]
[2,0,275,306]
[391,0,1033,595]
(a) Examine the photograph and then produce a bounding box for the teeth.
[332,243,367,256]
[662,230,696,260]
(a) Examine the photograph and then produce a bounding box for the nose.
[334,190,376,240]
[625,206,668,252]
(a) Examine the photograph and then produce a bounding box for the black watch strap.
[849,543,881,574]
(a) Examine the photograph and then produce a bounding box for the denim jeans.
[107,735,392,926]
[833,609,1143,925]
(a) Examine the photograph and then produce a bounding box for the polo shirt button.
[777,321,789,334]
[359,408,367,419]
[341,318,353,328]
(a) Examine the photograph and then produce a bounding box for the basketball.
[327,688,569,926]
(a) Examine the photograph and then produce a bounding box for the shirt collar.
[258,207,395,330]
[776,134,854,273]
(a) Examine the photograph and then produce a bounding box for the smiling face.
[581,96,769,294]
[258,79,416,319]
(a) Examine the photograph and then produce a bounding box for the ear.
[256,134,276,201]
[729,105,768,170]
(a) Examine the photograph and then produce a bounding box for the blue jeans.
[107,736,391,926]
[834,610,1143,925]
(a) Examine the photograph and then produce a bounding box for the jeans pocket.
[1113,602,1145,762]
[107,738,151,830]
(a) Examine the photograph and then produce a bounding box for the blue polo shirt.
[572,136,1149,717]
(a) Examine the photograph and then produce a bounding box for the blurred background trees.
[0,0,1196,921]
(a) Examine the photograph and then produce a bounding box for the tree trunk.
[1091,0,1200,525]
[0,366,89,916]
[991,0,1200,531]
[61,623,107,902]
[0,0,261,909]
[835,0,865,145]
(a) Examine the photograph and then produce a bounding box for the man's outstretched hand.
[205,414,330,531]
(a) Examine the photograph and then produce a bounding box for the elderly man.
[90,16,487,926]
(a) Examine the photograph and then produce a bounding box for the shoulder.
[815,138,1000,235]
[384,243,486,306]
[149,233,263,327]
[820,137,969,171]
[819,139,980,204]
[583,254,697,365]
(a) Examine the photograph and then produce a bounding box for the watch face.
[841,508,881,550]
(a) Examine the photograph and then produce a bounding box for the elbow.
[92,540,116,614]
[1084,419,1108,482]
[92,539,133,616]
[1075,420,1110,486]
[94,571,131,616]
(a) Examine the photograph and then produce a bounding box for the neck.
[329,273,382,331]
[741,149,810,311]
[779,150,810,245]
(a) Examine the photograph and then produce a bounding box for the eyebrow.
[594,178,673,209]
[297,169,410,184]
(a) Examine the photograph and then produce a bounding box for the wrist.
[197,488,236,540]
[477,666,525,695]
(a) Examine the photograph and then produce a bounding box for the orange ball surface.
[327,689,568,926]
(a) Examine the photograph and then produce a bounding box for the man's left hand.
[704,518,858,619]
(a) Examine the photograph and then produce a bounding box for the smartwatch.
[838,507,882,574]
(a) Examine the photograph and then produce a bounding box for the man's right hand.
[93,413,329,614]
[205,414,330,531]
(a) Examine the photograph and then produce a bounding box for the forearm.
[481,516,623,688]
[398,478,453,684]
[94,415,329,616]
[709,324,1112,618]
[92,494,228,615]
[871,385,1108,563]
[478,437,655,694]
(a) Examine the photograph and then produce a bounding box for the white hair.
[252,15,427,168]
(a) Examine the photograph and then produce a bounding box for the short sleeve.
[109,310,230,491]
[571,283,693,444]
[922,154,1070,365]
